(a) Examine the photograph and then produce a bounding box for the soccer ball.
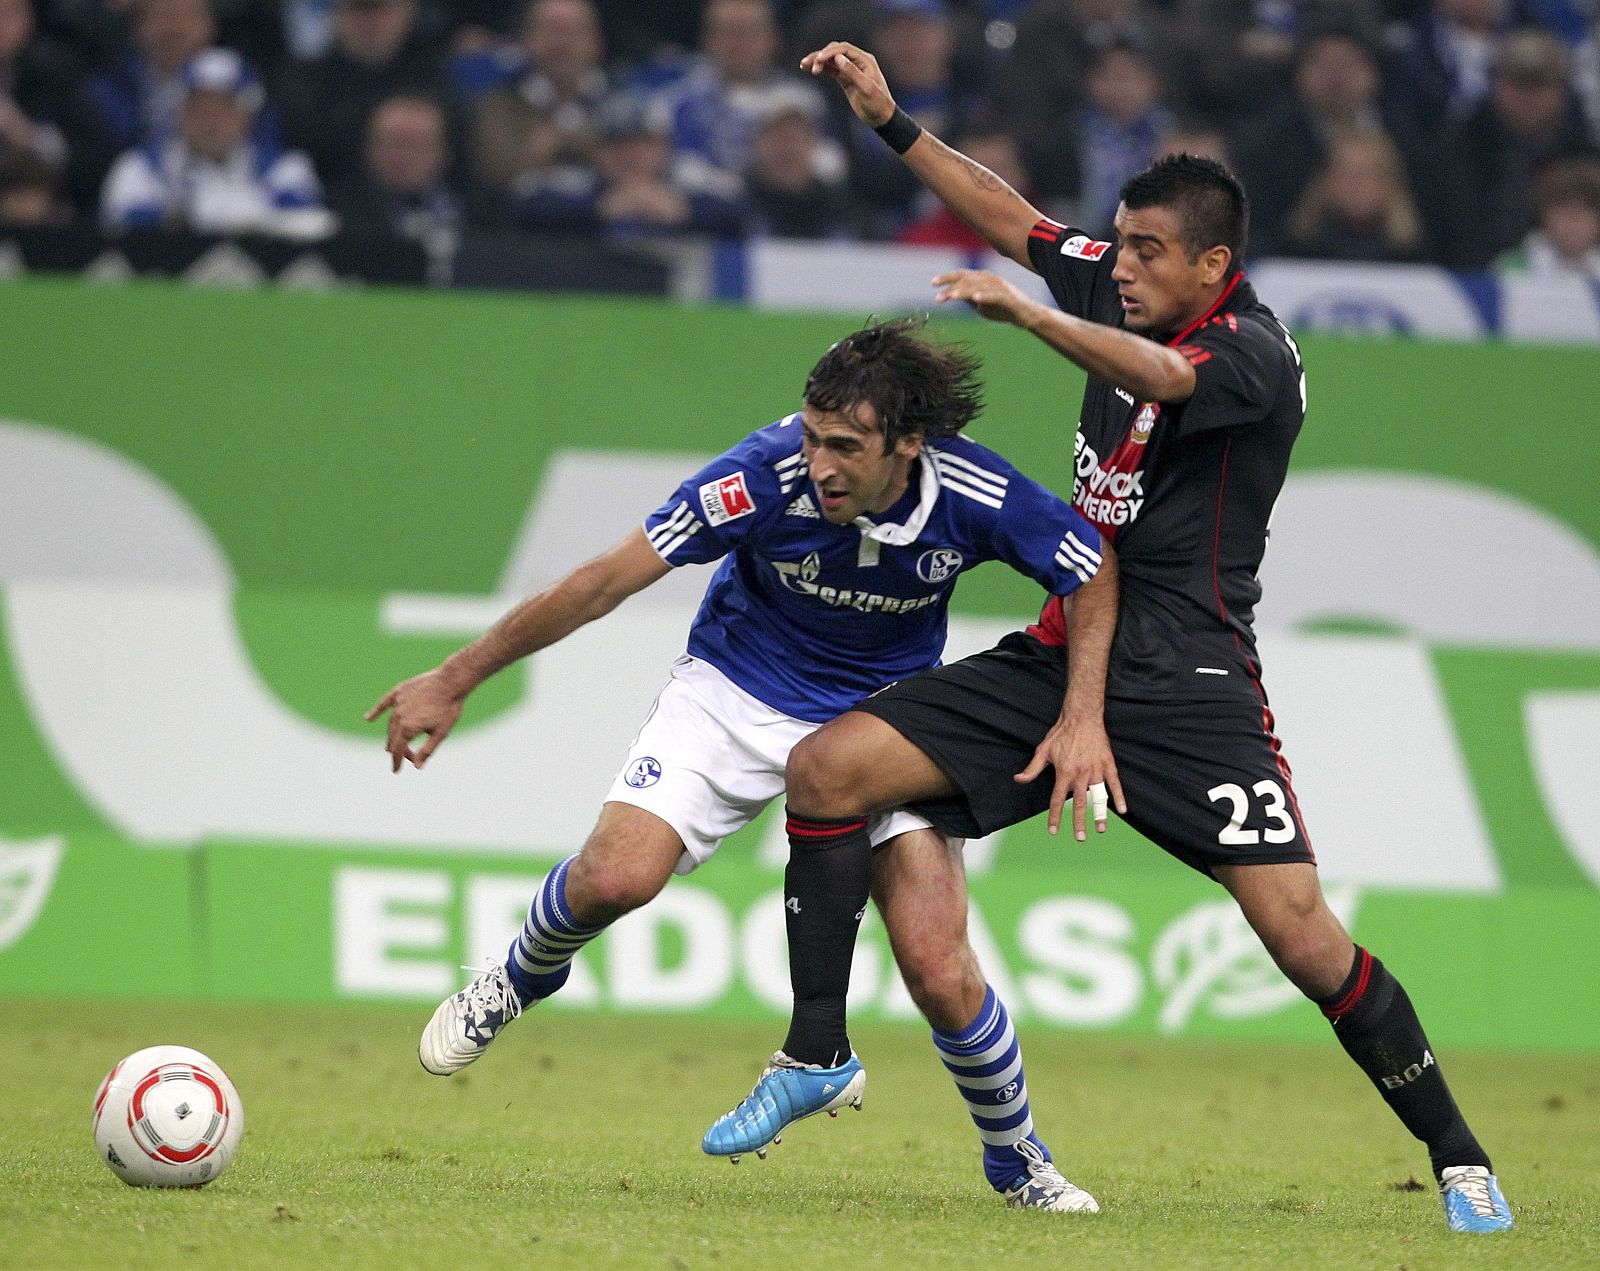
[92,1045,244,1187]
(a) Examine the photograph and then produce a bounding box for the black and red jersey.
[1023,218,1307,704]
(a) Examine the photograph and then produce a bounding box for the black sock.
[1319,946,1491,1179]
[780,810,873,1067]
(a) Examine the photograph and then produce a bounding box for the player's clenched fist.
[800,42,895,127]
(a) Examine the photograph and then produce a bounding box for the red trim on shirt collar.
[1167,270,1244,348]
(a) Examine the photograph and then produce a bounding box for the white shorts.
[605,656,941,875]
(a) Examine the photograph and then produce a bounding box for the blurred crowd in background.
[2,0,1598,280]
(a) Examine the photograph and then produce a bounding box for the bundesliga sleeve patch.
[698,471,757,526]
[1060,234,1110,261]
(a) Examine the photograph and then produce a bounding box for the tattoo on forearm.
[957,153,1004,192]
[931,136,1006,192]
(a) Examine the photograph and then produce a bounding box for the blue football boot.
[1439,1165,1514,1232]
[702,1051,865,1163]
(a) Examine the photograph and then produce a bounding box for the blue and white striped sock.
[932,984,1054,1192]
[504,855,606,1003]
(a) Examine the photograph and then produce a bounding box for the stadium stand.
[1,0,1596,304]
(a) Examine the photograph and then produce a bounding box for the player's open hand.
[1014,713,1127,841]
[365,670,465,773]
[800,42,895,127]
[932,269,1041,328]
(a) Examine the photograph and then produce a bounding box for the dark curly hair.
[803,317,985,453]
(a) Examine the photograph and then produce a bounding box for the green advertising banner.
[2,278,1598,1050]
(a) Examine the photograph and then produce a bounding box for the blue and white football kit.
[423,411,1106,1208]
[601,413,1103,874]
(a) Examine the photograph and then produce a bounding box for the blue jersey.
[643,415,1104,722]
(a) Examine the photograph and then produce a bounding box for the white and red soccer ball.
[92,1046,243,1187]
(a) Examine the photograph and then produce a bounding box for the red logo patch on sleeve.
[698,471,756,526]
[1060,235,1111,260]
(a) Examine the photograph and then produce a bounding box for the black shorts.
[856,631,1316,876]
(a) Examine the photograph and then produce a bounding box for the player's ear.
[895,432,924,460]
[1198,243,1232,286]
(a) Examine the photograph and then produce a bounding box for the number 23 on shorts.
[1207,779,1296,845]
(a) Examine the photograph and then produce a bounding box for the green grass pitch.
[2,997,1596,1270]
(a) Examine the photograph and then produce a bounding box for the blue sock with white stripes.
[932,984,1053,1192]
[504,855,606,1004]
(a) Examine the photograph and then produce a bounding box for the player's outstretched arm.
[802,41,1041,266]
[1014,546,1127,839]
[932,269,1198,403]
[365,528,670,772]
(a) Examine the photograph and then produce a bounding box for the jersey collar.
[1166,270,1246,347]
[853,451,941,546]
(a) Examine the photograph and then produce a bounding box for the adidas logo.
[785,493,820,518]
[822,1083,835,1094]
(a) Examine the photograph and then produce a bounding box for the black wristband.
[872,107,923,155]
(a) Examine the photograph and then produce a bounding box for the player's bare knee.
[785,728,866,817]
[566,854,663,922]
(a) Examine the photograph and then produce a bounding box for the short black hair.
[1120,153,1249,267]
[803,317,984,450]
